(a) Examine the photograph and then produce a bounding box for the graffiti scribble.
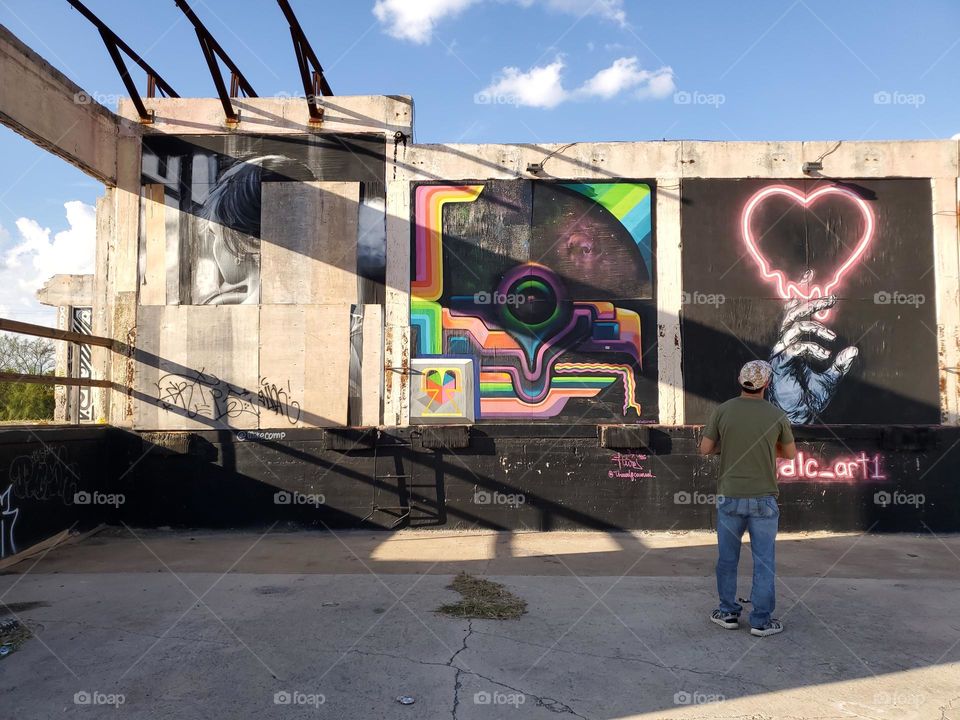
[155,368,302,425]
[9,446,79,506]
[258,378,302,425]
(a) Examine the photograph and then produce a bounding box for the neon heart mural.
[741,185,875,319]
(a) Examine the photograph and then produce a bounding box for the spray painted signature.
[608,452,655,480]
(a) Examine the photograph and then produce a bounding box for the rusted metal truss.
[173,0,257,123]
[275,0,333,122]
[68,0,334,125]
[67,0,179,123]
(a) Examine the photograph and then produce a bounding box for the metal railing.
[0,317,117,424]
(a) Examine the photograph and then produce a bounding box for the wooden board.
[140,184,166,305]
[304,304,351,427]
[258,305,307,428]
[261,181,360,305]
[258,304,351,427]
[361,304,382,426]
[138,306,260,430]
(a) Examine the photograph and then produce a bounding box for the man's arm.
[699,408,721,455]
[776,441,797,459]
[699,436,719,455]
[776,417,797,459]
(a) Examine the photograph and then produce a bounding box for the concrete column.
[106,132,142,427]
[932,175,960,424]
[383,177,411,427]
[655,177,684,425]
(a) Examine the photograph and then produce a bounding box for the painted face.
[211,231,248,286]
[199,225,260,304]
[562,232,601,268]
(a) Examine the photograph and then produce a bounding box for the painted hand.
[767,289,857,424]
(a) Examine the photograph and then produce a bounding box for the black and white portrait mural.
[140,133,387,306]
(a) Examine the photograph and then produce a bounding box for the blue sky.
[0,0,958,322]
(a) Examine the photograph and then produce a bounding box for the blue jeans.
[716,496,779,628]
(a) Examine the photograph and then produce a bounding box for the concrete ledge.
[117,95,414,137]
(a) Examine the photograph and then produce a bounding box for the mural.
[72,307,93,421]
[410,358,476,423]
[410,180,657,423]
[140,133,387,305]
[681,178,939,425]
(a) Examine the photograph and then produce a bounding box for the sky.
[0,0,958,324]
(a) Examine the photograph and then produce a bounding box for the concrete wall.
[4,80,960,537]
[97,98,958,433]
[0,427,114,559]
[103,97,412,430]
[389,139,960,427]
[63,425,960,533]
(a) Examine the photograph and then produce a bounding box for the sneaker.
[710,609,740,629]
[750,619,784,637]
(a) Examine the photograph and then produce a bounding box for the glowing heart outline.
[741,185,875,320]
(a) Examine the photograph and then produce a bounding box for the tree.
[0,334,55,421]
[0,335,55,375]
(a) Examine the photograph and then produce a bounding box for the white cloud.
[635,67,676,99]
[479,59,568,108]
[578,56,675,100]
[479,56,675,108]
[952,132,960,140]
[374,0,628,44]
[373,0,479,44]
[0,201,95,321]
[533,0,626,26]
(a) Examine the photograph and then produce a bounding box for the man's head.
[738,360,773,395]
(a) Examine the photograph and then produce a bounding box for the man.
[699,360,797,637]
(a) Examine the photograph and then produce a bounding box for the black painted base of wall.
[2,423,955,558]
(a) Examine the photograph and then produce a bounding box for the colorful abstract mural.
[681,178,939,425]
[411,180,657,423]
[410,358,476,423]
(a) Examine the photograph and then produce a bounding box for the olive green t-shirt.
[702,397,794,498]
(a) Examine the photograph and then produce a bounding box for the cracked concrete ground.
[1,529,959,719]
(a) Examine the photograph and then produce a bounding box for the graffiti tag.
[608,452,655,480]
[9,446,80,505]
[155,369,302,425]
[257,378,302,425]
[777,451,887,483]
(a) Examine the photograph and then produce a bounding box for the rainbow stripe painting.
[411,180,655,423]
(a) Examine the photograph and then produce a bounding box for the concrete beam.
[0,24,122,185]
[36,274,94,308]
[116,95,413,137]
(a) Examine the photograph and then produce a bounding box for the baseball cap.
[738,360,772,390]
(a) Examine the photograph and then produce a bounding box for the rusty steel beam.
[0,372,113,389]
[0,318,117,350]
[66,0,179,123]
[276,0,333,122]
[174,0,257,123]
